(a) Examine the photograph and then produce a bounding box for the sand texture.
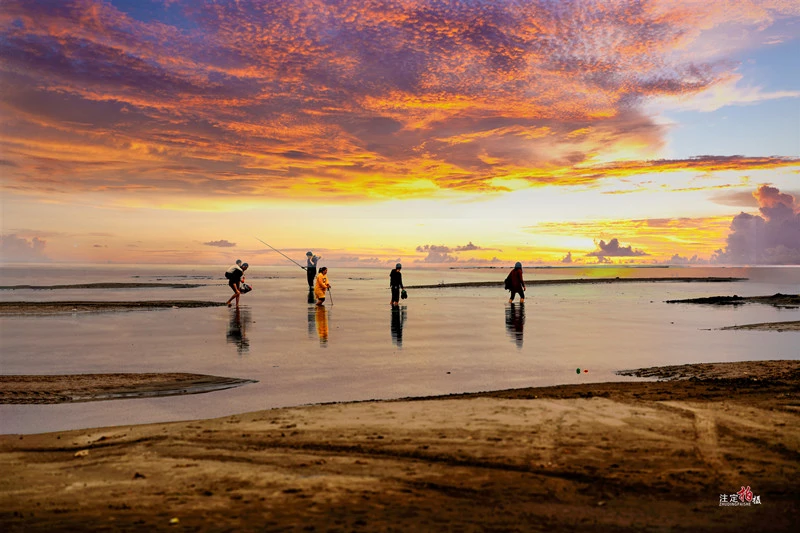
[0,374,256,405]
[1,360,797,532]
[0,301,226,315]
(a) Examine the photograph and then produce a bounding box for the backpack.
[504,274,512,291]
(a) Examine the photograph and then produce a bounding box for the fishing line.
[254,237,306,269]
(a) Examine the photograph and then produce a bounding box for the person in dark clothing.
[305,251,319,288]
[226,262,249,307]
[390,263,404,307]
[506,262,526,303]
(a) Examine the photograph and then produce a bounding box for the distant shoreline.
[406,276,747,289]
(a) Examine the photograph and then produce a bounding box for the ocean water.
[1,263,798,434]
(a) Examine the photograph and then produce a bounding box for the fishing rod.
[254,237,306,269]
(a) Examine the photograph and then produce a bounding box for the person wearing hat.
[314,266,331,306]
[305,251,320,289]
[389,263,405,307]
[505,262,526,303]
[226,262,249,307]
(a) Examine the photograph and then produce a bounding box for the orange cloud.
[1,0,798,202]
[529,215,733,260]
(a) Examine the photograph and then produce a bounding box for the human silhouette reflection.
[307,303,316,339]
[315,305,329,347]
[226,306,251,355]
[307,288,315,305]
[391,305,406,347]
[505,303,525,349]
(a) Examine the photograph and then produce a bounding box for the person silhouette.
[305,252,320,288]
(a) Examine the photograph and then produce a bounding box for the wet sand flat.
[0,374,256,404]
[665,293,800,308]
[1,360,797,532]
[0,283,206,290]
[0,301,226,315]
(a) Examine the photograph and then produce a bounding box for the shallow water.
[1,264,798,434]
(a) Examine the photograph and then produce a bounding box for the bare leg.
[226,285,240,307]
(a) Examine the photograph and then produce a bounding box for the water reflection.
[391,305,406,347]
[226,306,251,355]
[307,304,316,338]
[505,303,525,349]
[314,305,329,347]
[307,288,315,305]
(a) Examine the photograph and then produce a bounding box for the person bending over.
[314,266,331,306]
[226,262,249,307]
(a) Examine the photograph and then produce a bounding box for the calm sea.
[1,263,798,434]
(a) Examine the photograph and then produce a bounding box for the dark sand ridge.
[0,374,257,405]
[666,293,800,308]
[406,276,746,289]
[719,321,800,332]
[0,301,225,316]
[1,360,797,532]
[0,283,206,290]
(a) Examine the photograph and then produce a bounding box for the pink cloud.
[0,234,49,262]
[713,185,800,264]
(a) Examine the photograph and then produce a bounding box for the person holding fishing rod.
[254,238,321,285]
[305,251,320,289]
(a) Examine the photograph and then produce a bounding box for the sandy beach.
[1,360,797,532]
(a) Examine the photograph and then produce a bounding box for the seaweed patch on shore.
[665,293,799,308]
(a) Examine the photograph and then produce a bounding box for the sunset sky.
[1,0,798,266]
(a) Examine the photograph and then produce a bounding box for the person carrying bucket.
[505,262,526,303]
[390,263,404,307]
[314,266,331,306]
